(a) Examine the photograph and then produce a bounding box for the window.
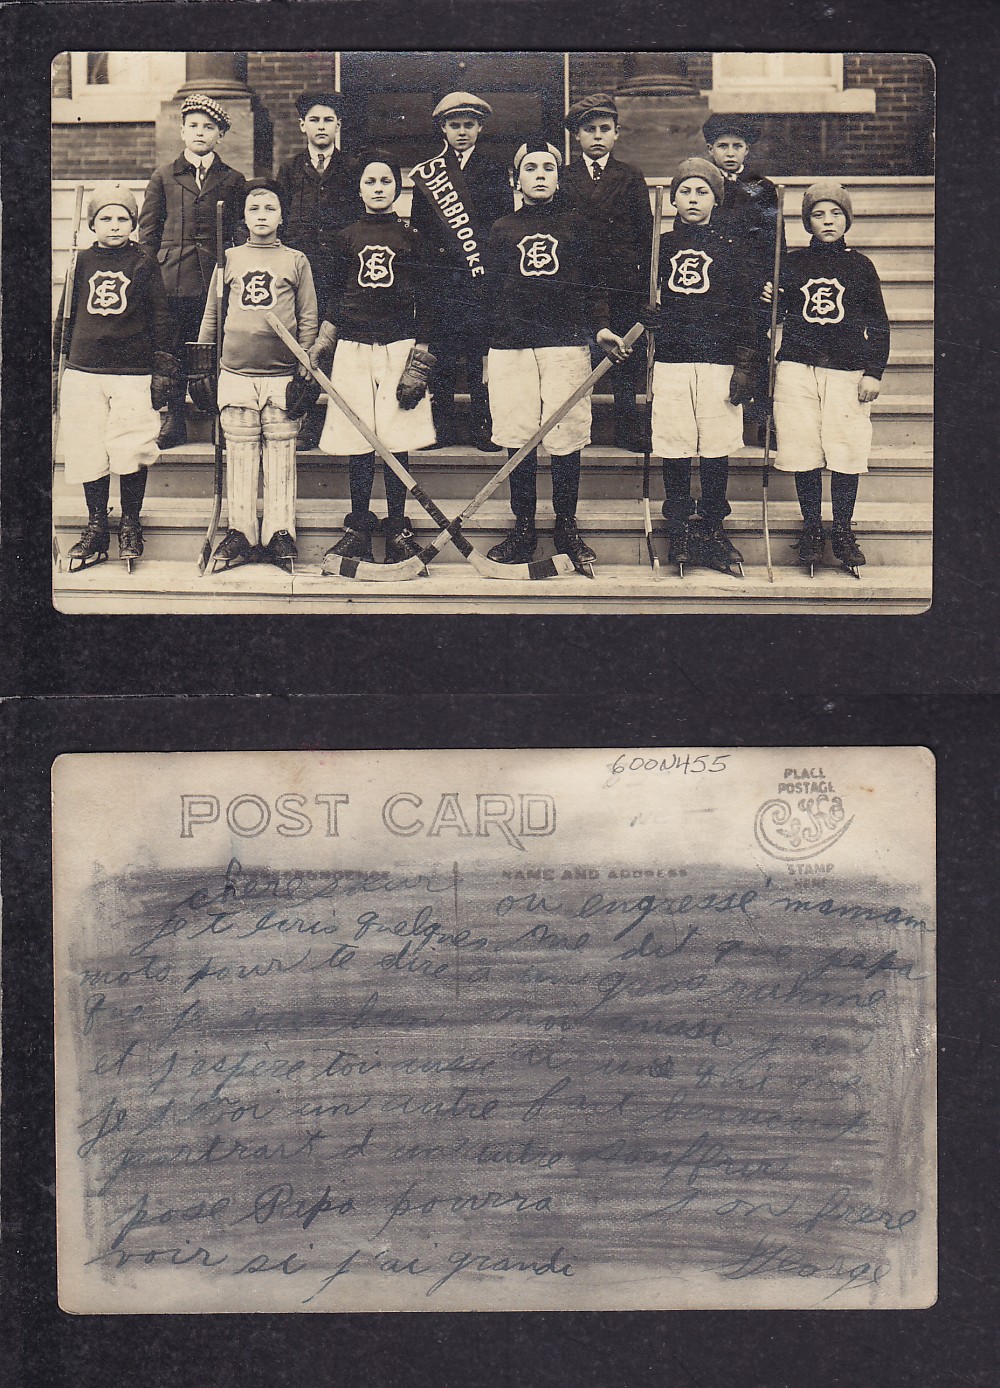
[52,51,187,122]
[708,52,875,113]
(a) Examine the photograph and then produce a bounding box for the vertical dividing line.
[453,861,461,998]
[563,53,571,166]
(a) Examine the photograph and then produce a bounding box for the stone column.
[156,52,260,176]
[614,54,710,177]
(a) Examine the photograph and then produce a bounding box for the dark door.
[339,51,565,167]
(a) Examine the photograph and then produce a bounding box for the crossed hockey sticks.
[269,314,644,581]
[196,201,227,575]
[52,183,86,572]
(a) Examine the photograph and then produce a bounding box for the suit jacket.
[561,154,654,292]
[138,153,247,301]
[274,148,360,289]
[713,165,786,293]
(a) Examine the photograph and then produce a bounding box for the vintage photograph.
[51,51,934,615]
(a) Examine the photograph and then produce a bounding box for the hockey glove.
[728,346,759,406]
[396,345,436,410]
[285,367,322,419]
[150,351,180,411]
[186,341,217,415]
[308,321,338,375]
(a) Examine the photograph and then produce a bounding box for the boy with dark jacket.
[409,91,514,450]
[276,91,359,448]
[562,93,654,450]
[138,93,246,448]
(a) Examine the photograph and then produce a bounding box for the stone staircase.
[52,175,932,614]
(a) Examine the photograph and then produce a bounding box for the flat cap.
[565,92,619,131]
[433,91,493,123]
[180,92,231,134]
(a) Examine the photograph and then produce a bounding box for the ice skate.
[695,523,744,578]
[553,514,596,577]
[667,524,690,578]
[487,516,538,566]
[265,529,297,575]
[117,515,144,573]
[794,522,826,578]
[831,522,865,579]
[68,511,110,573]
[383,520,428,573]
[211,528,253,574]
[322,512,376,572]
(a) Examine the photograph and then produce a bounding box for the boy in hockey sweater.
[483,137,630,573]
[139,93,246,449]
[56,182,177,571]
[769,181,889,575]
[195,179,318,572]
[646,157,759,573]
[562,93,654,450]
[309,150,436,567]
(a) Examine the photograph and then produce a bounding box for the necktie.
[592,161,602,183]
[316,154,327,174]
[195,161,205,191]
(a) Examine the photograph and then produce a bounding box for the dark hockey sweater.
[483,196,611,350]
[322,213,434,345]
[776,238,890,379]
[650,220,757,365]
[712,164,786,292]
[56,243,173,375]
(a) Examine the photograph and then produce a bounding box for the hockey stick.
[196,200,227,575]
[52,183,86,571]
[267,314,573,581]
[270,316,644,580]
[642,184,664,579]
[760,184,785,585]
[415,321,645,570]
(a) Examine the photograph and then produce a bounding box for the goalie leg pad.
[260,406,298,547]
[222,406,263,545]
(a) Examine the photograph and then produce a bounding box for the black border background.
[3,1,998,1384]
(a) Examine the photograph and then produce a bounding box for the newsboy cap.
[565,92,619,131]
[432,91,493,123]
[180,92,231,134]
[702,114,761,147]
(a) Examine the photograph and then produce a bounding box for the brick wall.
[50,51,934,179]
[247,52,336,169]
[52,123,157,179]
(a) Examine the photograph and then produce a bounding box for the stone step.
[881,276,932,315]
[889,315,933,351]
[52,557,933,617]
[60,444,932,506]
[55,499,932,569]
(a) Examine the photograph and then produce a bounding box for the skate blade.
[68,551,109,574]
[841,563,862,580]
[678,562,685,578]
[122,557,134,574]
[211,556,252,575]
[577,561,596,579]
